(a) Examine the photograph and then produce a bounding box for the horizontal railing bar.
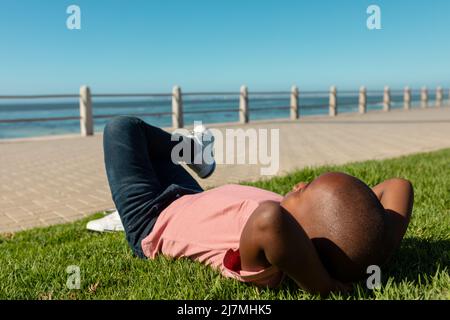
[299,91,329,95]
[366,90,386,94]
[389,90,406,93]
[1,89,443,101]
[337,90,360,94]
[0,94,79,99]
[0,116,80,123]
[1,89,445,99]
[336,93,359,96]
[184,108,237,114]
[98,105,180,111]
[93,112,173,119]
[249,91,290,95]
[250,106,290,111]
[92,93,172,98]
[366,90,403,94]
[183,98,238,104]
[249,97,290,102]
[183,92,238,96]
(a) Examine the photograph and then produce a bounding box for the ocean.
[0,92,429,139]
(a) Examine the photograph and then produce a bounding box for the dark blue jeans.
[103,116,203,258]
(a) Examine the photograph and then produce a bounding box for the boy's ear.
[293,182,307,192]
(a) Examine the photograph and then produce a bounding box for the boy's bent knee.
[104,116,142,137]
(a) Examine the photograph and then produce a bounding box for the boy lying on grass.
[96,116,414,295]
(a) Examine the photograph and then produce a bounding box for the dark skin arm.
[371,178,414,260]
[239,201,348,296]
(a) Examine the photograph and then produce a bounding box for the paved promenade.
[1,107,450,233]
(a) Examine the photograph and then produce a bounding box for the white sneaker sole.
[86,211,124,232]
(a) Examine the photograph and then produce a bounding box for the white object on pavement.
[86,210,124,232]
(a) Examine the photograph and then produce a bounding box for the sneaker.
[86,210,124,232]
[186,124,216,179]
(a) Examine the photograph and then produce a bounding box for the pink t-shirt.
[141,184,285,288]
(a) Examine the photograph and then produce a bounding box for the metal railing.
[0,85,448,137]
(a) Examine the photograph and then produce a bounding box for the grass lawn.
[1,149,449,300]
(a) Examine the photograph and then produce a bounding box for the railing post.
[436,86,443,107]
[172,85,183,128]
[329,85,337,117]
[404,86,411,110]
[383,86,391,112]
[447,89,450,106]
[239,85,249,124]
[358,86,367,114]
[79,85,93,136]
[290,85,299,120]
[421,86,428,108]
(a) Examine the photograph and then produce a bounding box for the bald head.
[281,172,387,282]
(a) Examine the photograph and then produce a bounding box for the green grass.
[1,149,449,300]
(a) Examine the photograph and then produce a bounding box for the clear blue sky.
[0,0,449,94]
